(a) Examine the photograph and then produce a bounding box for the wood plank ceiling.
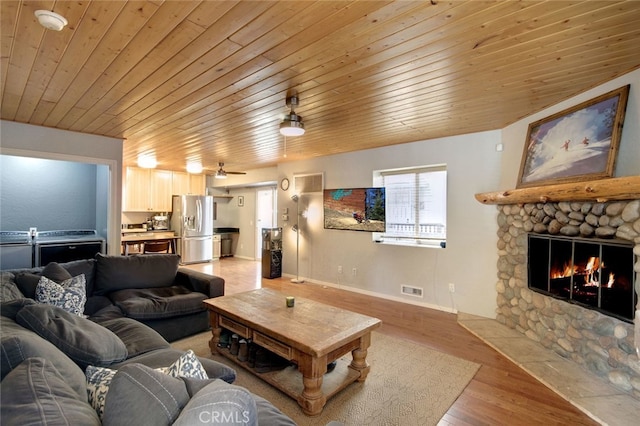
[2,1,639,174]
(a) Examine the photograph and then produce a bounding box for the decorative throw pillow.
[85,350,208,419]
[156,348,208,379]
[36,274,87,317]
[85,366,116,420]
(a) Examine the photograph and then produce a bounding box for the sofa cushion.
[42,261,73,281]
[0,272,23,302]
[252,393,297,426]
[16,304,127,369]
[89,303,125,322]
[95,317,170,358]
[173,379,258,426]
[14,272,41,299]
[109,286,207,320]
[94,253,180,295]
[0,357,100,426]
[84,295,114,316]
[14,262,71,300]
[0,316,88,399]
[60,258,96,295]
[35,274,87,316]
[86,349,206,420]
[0,298,36,320]
[103,364,190,426]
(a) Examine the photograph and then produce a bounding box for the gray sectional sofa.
[0,254,295,425]
[3,253,220,342]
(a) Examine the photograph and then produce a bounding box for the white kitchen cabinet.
[123,167,172,212]
[189,174,206,195]
[172,172,205,196]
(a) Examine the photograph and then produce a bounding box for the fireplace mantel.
[475,175,640,205]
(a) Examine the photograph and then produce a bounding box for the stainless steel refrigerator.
[170,195,213,264]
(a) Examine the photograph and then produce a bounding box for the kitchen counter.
[213,227,239,234]
[122,228,172,234]
[121,232,179,255]
[213,228,239,257]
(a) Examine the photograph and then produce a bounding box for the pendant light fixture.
[280,94,305,137]
[34,10,68,31]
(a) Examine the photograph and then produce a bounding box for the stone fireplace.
[494,198,640,398]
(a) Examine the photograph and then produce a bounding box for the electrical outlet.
[352,267,357,276]
[448,283,455,293]
[338,265,343,274]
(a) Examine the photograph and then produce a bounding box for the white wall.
[0,121,124,254]
[207,166,279,260]
[500,69,640,188]
[278,130,502,317]
[274,70,640,319]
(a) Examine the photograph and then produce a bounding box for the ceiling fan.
[214,162,246,179]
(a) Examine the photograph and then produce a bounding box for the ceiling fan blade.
[226,171,247,175]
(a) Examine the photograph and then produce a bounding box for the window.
[373,164,447,247]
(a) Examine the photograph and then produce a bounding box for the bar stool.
[142,240,171,254]
[122,241,143,255]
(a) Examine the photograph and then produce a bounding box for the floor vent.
[294,173,323,193]
[401,285,423,297]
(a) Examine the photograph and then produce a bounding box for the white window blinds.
[373,165,447,247]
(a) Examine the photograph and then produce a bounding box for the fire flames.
[550,257,615,288]
[550,261,575,279]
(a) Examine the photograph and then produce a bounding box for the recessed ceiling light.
[137,153,157,169]
[186,161,203,174]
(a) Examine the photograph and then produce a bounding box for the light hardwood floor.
[186,258,598,426]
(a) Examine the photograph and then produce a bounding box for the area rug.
[172,331,480,425]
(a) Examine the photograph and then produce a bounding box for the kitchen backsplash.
[121,212,169,228]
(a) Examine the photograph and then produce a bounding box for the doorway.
[255,187,277,259]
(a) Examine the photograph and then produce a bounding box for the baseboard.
[282,273,457,314]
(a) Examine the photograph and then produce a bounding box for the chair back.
[143,240,171,254]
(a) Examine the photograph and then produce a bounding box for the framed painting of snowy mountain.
[517,85,629,188]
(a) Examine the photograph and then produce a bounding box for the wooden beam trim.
[474,176,640,205]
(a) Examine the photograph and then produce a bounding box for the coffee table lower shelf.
[214,346,361,414]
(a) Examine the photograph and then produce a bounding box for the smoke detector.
[34,10,68,31]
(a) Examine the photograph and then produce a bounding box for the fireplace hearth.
[528,235,636,322]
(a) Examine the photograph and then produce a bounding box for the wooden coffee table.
[203,288,381,416]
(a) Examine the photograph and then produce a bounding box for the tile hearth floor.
[457,313,639,426]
